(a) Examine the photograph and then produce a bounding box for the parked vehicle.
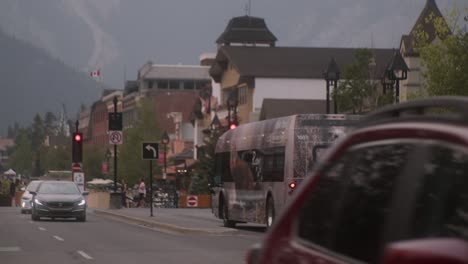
[211,113,360,228]
[30,181,88,222]
[246,97,468,264]
[20,180,43,214]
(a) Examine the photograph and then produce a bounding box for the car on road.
[246,97,468,264]
[20,180,43,214]
[30,181,88,222]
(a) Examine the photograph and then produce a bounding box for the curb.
[93,209,237,235]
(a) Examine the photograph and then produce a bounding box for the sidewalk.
[93,207,237,235]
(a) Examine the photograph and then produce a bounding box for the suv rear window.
[297,142,415,263]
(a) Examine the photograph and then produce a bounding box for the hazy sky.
[0,0,465,88]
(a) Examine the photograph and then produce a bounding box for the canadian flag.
[90,69,100,77]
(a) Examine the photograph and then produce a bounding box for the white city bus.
[211,114,360,228]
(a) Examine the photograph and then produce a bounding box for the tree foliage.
[415,7,468,96]
[7,111,70,178]
[8,128,33,177]
[118,99,162,186]
[83,145,104,181]
[334,49,387,114]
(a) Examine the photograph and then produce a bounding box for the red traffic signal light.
[229,123,237,130]
[74,134,82,142]
[72,132,83,163]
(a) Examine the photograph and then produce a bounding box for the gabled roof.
[216,16,277,45]
[211,46,393,81]
[401,0,449,56]
[259,99,327,121]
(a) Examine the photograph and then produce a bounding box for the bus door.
[230,150,264,222]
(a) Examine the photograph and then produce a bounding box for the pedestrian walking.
[137,178,146,208]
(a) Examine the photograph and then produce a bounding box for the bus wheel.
[266,197,275,229]
[222,201,236,228]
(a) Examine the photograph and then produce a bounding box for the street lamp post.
[105,149,111,178]
[386,50,409,104]
[323,58,340,114]
[161,131,170,179]
[112,96,118,192]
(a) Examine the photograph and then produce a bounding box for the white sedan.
[20,180,43,214]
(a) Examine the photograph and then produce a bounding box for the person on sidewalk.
[137,178,146,208]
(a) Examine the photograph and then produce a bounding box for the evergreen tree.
[190,126,223,195]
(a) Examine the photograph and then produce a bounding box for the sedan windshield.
[38,182,80,195]
[26,181,41,192]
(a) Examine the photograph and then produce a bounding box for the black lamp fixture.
[381,66,396,95]
[161,131,170,177]
[323,58,340,114]
[227,91,239,129]
[386,50,409,104]
[210,114,221,131]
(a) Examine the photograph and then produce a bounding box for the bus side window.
[263,147,285,182]
[216,152,233,182]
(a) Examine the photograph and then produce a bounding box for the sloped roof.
[216,16,277,45]
[142,65,211,80]
[212,46,393,80]
[402,0,449,56]
[259,99,327,121]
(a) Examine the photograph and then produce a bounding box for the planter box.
[0,195,11,207]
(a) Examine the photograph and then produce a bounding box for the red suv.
[247,97,468,264]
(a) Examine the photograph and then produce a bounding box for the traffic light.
[72,132,83,163]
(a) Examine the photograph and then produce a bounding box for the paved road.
[0,207,263,264]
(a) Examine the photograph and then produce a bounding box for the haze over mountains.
[0,0,464,135]
[0,28,101,135]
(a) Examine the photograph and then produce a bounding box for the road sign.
[72,163,82,172]
[73,172,85,192]
[142,142,159,160]
[187,195,198,207]
[109,131,123,145]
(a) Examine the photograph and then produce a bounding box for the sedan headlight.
[77,199,86,206]
[34,198,44,206]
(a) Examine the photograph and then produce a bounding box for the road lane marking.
[0,247,21,252]
[39,227,46,231]
[77,250,93,260]
[53,236,64,241]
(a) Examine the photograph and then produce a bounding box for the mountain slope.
[0,28,101,135]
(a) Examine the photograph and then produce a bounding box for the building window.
[195,80,210,90]
[184,81,195,90]
[239,86,247,105]
[157,80,168,89]
[169,80,180,89]
[148,81,153,89]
